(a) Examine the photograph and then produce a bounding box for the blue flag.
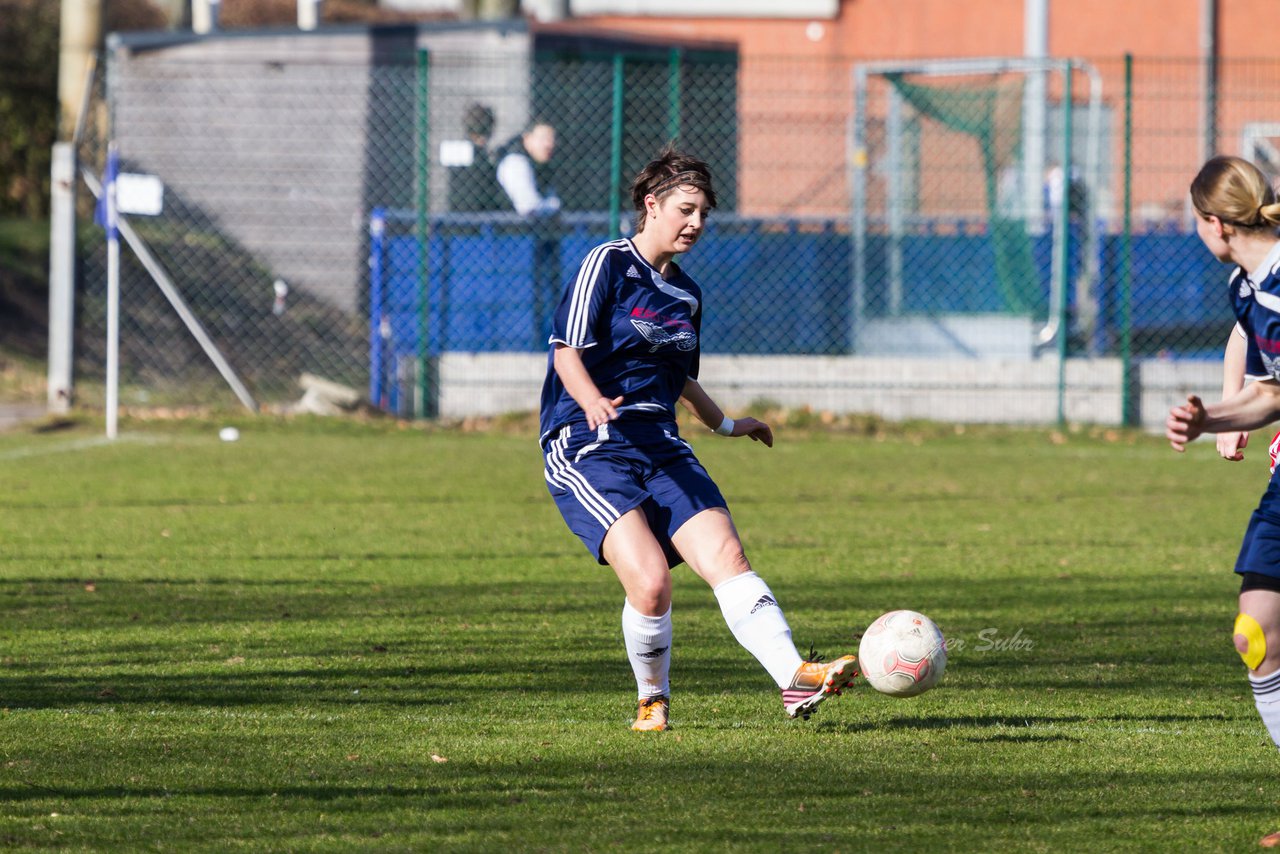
[94,145,119,240]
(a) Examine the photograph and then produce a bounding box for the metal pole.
[297,0,321,30]
[667,48,682,143]
[105,143,120,439]
[57,0,100,140]
[415,48,434,418]
[1121,53,1135,427]
[82,167,259,413]
[1023,0,1049,233]
[1200,0,1218,163]
[886,87,903,316]
[850,64,869,355]
[609,53,625,240]
[191,0,220,34]
[369,208,386,408]
[47,143,76,413]
[1055,68,1073,427]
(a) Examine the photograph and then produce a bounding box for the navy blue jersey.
[539,238,702,445]
[1231,241,1280,381]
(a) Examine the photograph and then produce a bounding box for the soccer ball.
[857,610,947,697]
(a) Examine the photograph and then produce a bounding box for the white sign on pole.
[117,172,165,216]
[439,140,475,168]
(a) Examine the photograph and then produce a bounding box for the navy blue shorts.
[542,417,727,567]
[1235,477,1280,579]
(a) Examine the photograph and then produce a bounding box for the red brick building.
[556,0,1280,221]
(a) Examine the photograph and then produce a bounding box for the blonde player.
[1166,155,1280,848]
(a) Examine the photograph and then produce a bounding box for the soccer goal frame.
[849,57,1104,361]
[1243,123,1280,177]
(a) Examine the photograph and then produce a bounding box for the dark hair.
[1191,155,1280,230]
[463,103,494,140]
[523,118,555,135]
[630,144,716,233]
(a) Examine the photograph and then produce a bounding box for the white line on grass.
[0,432,171,460]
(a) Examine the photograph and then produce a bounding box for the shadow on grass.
[963,732,1081,743]
[0,765,1263,835]
[811,711,1231,735]
[0,573,1246,712]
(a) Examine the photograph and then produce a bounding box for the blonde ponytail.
[1259,201,1280,228]
[1191,155,1279,230]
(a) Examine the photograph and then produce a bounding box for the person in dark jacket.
[447,103,505,212]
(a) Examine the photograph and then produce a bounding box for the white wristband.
[714,416,735,436]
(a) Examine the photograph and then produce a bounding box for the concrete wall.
[436,352,1226,432]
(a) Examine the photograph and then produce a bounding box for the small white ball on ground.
[218,427,240,442]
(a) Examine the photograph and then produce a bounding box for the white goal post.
[849,56,1104,357]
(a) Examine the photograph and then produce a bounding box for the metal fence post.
[1055,65,1073,427]
[369,207,386,408]
[1121,53,1136,427]
[609,52,624,241]
[849,63,868,355]
[47,142,76,414]
[667,48,682,143]
[415,47,436,418]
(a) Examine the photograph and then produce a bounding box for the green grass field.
[1,415,1276,851]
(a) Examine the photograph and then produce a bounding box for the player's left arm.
[680,378,773,447]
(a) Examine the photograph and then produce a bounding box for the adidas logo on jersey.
[625,264,641,279]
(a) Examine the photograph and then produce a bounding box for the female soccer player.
[539,146,857,731]
[1166,155,1280,847]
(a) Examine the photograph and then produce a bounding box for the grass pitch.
[0,415,1276,851]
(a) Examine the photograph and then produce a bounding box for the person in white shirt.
[496,121,560,216]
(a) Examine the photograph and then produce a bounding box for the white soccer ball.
[857,609,947,697]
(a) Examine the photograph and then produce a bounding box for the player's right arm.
[549,244,623,429]
[1169,379,1280,451]
[1217,324,1251,460]
[552,345,622,429]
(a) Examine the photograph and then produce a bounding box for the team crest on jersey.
[1262,348,1280,381]
[631,318,698,352]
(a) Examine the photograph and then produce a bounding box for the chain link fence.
[69,29,1280,426]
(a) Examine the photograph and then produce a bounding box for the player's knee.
[709,536,751,575]
[628,569,671,613]
[1234,611,1268,671]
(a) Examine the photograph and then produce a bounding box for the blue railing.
[368,208,1229,410]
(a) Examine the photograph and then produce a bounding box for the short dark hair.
[463,103,495,140]
[630,144,716,233]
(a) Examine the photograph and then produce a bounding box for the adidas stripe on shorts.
[543,416,727,567]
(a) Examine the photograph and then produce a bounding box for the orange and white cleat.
[782,655,858,720]
[631,695,670,732]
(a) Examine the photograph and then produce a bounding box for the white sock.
[1250,669,1280,748]
[713,571,803,688]
[622,600,671,699]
